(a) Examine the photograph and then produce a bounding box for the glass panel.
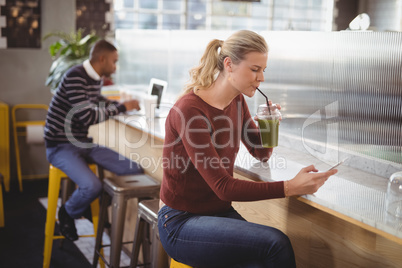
[163,14,181,30]
[251,18,271,31]
[251,3,270,18]
[293,8,309,20]
[163,0,182,10]
[294,0,309,8]
[123,0,134,8]
[292,20,313,31]
[212,2,249,16]
[115,11,135,29]
[211,17,230,30]
[311,8,324,21]
[116,30,170,87]
[188,0,206,13]
[273,6,289,19]
[275,0,291,6]
[139,0,157,9]
[116,30,402,165]
[114,0,333,31]
[312,0,323,7]
[271,19,290,30]
[310,20,326,31]
[138,13,157,29]
[231,17,250,31]
[187,13,206,30]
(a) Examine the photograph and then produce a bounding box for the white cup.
[143,95,158,119]
[119,88,129,102]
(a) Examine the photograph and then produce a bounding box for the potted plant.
[43,28,99,93]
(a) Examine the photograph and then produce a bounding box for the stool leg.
[151,225,168,268]
[0,182,4,227]
[90,198,100,239]
[58,178,74,249]
[129,216,146,268]
[143,223,152,268]
[43,168,61,268]
[150,224,158,268]
[109,193,127,268]
[93,192,109,268]
[60,178,75,205]
[88,164,105,268]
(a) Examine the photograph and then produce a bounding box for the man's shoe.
[58,205,78,241]
[82,206,92,223]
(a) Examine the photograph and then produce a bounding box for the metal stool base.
[93,174,160,268]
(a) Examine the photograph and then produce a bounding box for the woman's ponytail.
[181,39,223,96]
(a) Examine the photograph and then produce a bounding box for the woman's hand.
[285,165,337,196]
[254,101,282,122]
[274,102,281,110]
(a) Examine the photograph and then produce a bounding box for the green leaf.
[48,41,62,57]
[78,34,92,46]
[44,28,100,91]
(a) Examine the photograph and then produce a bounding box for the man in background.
[44,39,143,241]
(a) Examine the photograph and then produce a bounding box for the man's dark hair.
[90,39,117,61]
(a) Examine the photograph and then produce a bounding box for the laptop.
[125,78,169,117]
[147,78,169,118]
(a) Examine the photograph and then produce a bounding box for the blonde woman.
[158,30,337,267]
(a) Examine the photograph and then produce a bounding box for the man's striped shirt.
[44,63,126,147]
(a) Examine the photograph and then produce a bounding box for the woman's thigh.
[158,206,295,268]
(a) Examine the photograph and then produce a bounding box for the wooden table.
[89,115,402,268]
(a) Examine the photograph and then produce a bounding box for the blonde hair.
[181,30,268,97]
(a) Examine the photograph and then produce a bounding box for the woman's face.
[228,51,267,98]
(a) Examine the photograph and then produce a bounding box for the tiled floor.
[39,197,131,267]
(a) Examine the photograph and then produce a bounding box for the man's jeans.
[46,143,143,218]
[158,205,296,268]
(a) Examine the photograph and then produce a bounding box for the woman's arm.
[170,105,285,202]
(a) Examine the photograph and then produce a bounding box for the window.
[113,0,333,31]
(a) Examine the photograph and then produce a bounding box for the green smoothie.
[258,118,279,148]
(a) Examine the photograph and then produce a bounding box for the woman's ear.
[223,57,232,72]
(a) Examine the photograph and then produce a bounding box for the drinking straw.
[256,88,271,115]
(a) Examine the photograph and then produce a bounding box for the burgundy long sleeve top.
[160,92,285,215]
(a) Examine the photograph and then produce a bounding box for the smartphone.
[326,158,348,171]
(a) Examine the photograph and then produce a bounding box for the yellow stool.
[0,102,10,192]
[12,104,49,192]
[170,258,193,268]
[0,173,4,227]
[43,164,104,268]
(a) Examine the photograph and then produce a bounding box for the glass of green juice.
[257,103,281,148]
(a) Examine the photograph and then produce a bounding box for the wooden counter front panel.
[90,120,402,268]
[89,120,164,255]
[233,173,402,268]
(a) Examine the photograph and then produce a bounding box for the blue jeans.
[46,143,143,218]
[158,205,296,268]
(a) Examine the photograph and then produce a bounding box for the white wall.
[0,1,76,187]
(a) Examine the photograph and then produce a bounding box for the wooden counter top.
[112,113,402,244]
[90,114,402,267]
